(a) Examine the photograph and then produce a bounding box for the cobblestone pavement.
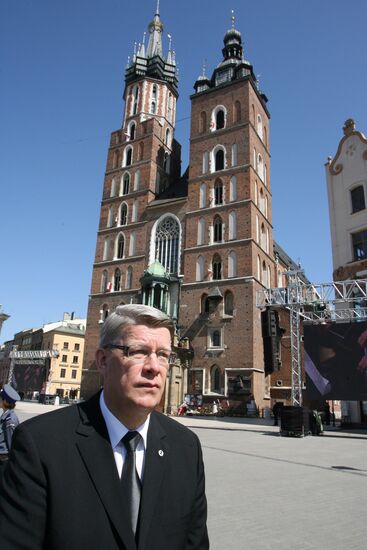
[15,403,367,550]
[175,416,367,550]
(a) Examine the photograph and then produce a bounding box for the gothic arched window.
[107,207,113,228]
[215,149,224,171]
[101,270,108,293]
[260,188,265,214]
[165,128,171,147]
[213,254,222,280]
[129,231,136,256]
[228,211,237,240]
[116,234,125,259]
[196,256,205,281]
[110,177,118,197]
[124,147,133,166]
[213,216,223,243]
[214,180,223,205]
[119,203,127,226]
[132,85,139,115]
[230,176,237,202]
[212,106,227,131]
[101,303,109,320]
[197,218,205,245]
[228,251,237,278]
[114,268,121,292]
[154,216,180,274]
[200,183,206,208]
[257,154,264,181]
[257,114,263,140]
[216,109,225,130]
[126,266,133,289]
[128,122,136,140]
[202,151,209,174]
[134,170,140,191]
[224,291,234,315]
[262,261,267,286]
[132,199,138,222]
[103,237,109,261]
[211,331,221,347]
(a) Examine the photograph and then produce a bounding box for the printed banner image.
[304,321,367,400]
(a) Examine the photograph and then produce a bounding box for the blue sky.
[1,0,366,344]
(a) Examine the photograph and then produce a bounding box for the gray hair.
[99,304,174,348]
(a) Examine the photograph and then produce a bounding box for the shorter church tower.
[180,15,275,405]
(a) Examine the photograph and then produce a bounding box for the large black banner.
[304,321,367,400]
[12,363,48,395]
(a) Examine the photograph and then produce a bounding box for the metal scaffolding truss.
[9,350,59,359]
[301,307,367,323]
[256,279,367,308]
[256,276,367,407]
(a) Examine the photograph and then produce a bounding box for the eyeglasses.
[104,344,177,367]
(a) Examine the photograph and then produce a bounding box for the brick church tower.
[82,7,275,411]
[82,5,184,396]
[180,15,274,406]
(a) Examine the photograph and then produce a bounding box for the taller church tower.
[82,5,183,395]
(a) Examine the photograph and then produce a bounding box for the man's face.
[96,324,172,425]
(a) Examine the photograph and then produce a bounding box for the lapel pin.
[158,450,164,457]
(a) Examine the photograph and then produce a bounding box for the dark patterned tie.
[121,431,142,535]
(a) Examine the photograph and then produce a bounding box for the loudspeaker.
[261,309,282,374]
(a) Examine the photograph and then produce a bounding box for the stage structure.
[8,348,60,395]
[256,272,367,406]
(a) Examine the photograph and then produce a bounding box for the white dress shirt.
[99,391,150,480]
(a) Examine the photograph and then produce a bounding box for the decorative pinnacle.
[167,33,172,51]
[156,0,160,15]
[231,9,235,29]
[202,59,207,77]
[142,31,146,46]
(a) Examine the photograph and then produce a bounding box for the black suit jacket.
[0,393,209,550]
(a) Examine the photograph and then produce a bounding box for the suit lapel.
[75,395,137,550]
[138,413,168,550]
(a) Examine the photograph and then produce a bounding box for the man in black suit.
[0,304,209,550]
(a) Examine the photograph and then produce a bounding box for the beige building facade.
[42,324,86,399]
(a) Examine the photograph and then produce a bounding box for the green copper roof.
[146,260,168,277]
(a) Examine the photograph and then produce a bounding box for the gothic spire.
[146,0,164,58]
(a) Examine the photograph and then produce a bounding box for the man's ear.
[95,348,107,373]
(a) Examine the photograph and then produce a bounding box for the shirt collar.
[99,390,150,450]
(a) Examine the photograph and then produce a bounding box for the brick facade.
[81,10,288,412]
